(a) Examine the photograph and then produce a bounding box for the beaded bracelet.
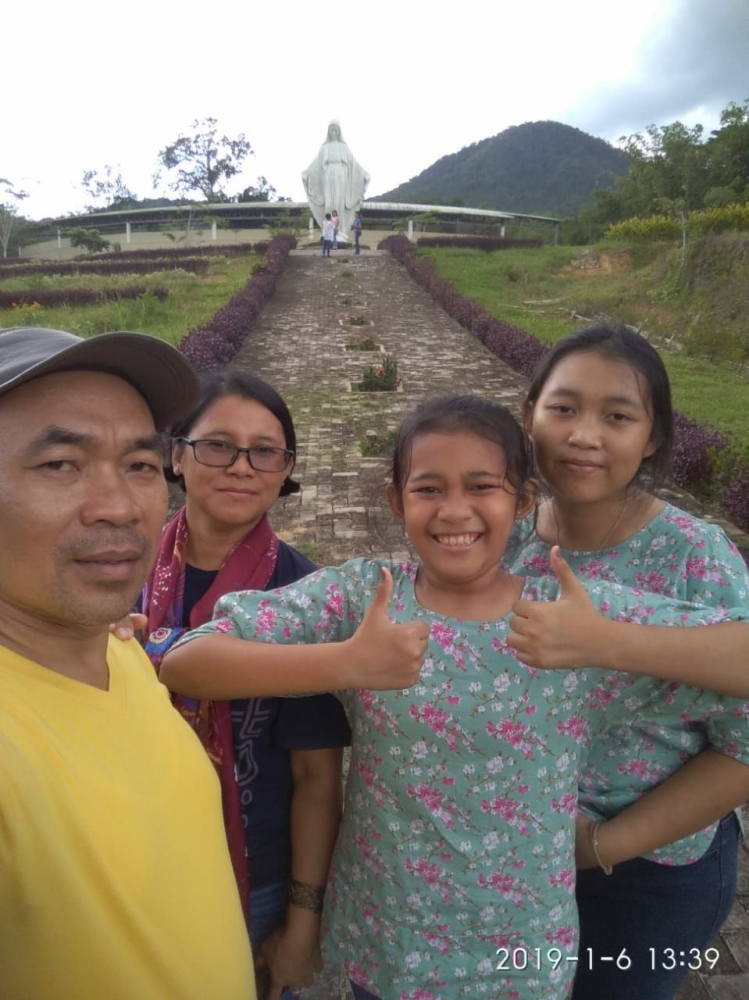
[288,878,325,914]
[589,821,613,875]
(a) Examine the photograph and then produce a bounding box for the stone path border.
[226,247,749,1000]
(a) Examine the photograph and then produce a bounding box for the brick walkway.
[229,247,749,999]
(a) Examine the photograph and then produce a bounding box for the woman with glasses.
[140,371,351,999]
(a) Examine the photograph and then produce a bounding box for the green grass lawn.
[421,246,749,443]
[0,251,260,345]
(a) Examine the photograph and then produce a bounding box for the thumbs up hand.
[507,546,607,669]
[346,567,429,690]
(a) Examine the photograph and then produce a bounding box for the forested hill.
[374,121,631,217]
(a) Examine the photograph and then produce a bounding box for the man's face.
[0,370,168,630]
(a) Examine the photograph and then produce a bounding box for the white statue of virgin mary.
[302,121,370,240]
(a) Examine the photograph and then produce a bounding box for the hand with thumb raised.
[506,546,608,669]
[346,567,429,690]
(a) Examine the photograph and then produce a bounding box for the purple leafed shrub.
[0,258,209,278]
[381,234,749,537]
[178,233,296,372]
[416,236,543,251]
[380,234,548,379]
[670,412,727,489]
[720,467,749,533]
[73,243,257,264]
[0,286,168,310]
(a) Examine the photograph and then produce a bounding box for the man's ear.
[385,483,404,522]
[516,478,540,520]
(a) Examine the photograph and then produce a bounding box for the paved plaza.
[227,246,749,999]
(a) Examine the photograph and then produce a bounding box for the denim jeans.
[351,983,380,1000]
[322,239,332,256]
[250,879,299,1000]
[571,813,740,1000]
[354,232,361,255]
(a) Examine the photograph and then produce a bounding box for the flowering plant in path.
[178,233,296,372]
[355,354,400,392]
[381,233,749,534]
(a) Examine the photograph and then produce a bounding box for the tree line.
[565,99,749,243]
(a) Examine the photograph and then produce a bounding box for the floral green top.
[175,556,749,999]
[507,502,749,865]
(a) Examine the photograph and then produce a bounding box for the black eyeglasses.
[176,438,294,473]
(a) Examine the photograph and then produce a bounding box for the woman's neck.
[183,505,262,570]
[538,491,662,552]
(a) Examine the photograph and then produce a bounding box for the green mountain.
[374,121,630,218]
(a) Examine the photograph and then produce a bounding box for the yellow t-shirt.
[0,638,256,1000]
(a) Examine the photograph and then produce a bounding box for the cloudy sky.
[3,0,747,220]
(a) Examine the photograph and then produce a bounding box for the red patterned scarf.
[141,506,278,920]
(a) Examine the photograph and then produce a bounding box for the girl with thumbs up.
[508,323,749,1000]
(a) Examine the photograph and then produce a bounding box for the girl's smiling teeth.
[434,533,482,547]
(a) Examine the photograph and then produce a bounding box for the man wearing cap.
[0,328,256,1000]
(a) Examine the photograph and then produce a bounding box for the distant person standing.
[321,213,334,257]
[351,211,362,255]
[331,209,340,249]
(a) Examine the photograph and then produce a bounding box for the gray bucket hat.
[0,327,199,430]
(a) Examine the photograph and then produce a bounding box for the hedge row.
[73,243,257,264]
[0,285,168,310]
[416,236,543,251]
[0,258,210,278]
[380,233,749,533]
[177,234,296,371]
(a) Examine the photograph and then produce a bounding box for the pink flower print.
[282,626,292,639]
[399,991,441,1000]
[579,559,610,579]
[683,556,709,580]
[421,704,450,734]
[323,587,345,617]
[481,796,519,822]
[215,618,234,633]
[478,871,525,906]
[524,553,551,574]
[486,718,536,758]
[546,925,576,949]
[616,758,650,779]
[600,600,611,613]
[635,571,668,593]
[551,792,578,816]
[404,856,441,888]
[447,695,460,705]
[556,716,588,740]
[431,621,458,650]
[548,868,576,892]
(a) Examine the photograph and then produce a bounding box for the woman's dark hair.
[524,323,673,488]
[391,394,535,502]
[167,371,301,497]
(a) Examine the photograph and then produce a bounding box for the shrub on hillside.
[606,203,749,243]
[178,233,295,371]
